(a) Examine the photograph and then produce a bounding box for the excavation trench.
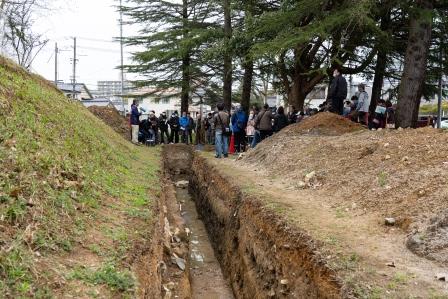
[162,144,344,298]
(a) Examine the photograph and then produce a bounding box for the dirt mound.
[407,211,448,264]
[243,126,448,264]
[282,112,364,136]
[88,105,130,140]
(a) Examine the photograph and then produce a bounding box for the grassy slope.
[0,57,160,298]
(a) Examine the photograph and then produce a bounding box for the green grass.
[0,57,161,297]
[68,263,135,292]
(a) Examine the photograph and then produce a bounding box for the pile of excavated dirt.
[281,112,364,136]
[88,105,130,140]
[244,124,448,264]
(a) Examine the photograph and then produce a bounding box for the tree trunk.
[180,0,190,113]
[289,77,307,111]
[370,11,391,115]
[223,0,232,112]
[241,55,253,113]
[396,0,434,128]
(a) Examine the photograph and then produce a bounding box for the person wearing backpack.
[213,103,230,158]
[231,106,248,153]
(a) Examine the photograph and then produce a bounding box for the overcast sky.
[32,0,133,91]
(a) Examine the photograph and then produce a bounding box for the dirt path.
[205,153,448,298]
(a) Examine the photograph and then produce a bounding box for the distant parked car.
[440,120,448,129]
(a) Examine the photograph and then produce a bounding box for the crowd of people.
[128,99,303,158]
[129,67,396,157]
[323,66,396,129]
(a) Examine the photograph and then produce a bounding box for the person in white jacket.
[356,83,370,125]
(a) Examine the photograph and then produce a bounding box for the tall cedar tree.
[396,0,434,128]
[121,0,216,113]
[249,0,380,111]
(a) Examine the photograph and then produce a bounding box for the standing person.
[179,111,190,144]
[168,111,180,144]
[385,100,395,129]
[356,83,370,125]
[251,107,261,148]
[195,115,205,145]
[158,112,169,144]
[231,106,248,153]
[256,104,274,141]
[246,110,256,147]
[130,100,141,144]
[274,106,289,132]
[187,112,195,144]
[213,103,230,158]
[205,113,214,144]
[327,67,348,115]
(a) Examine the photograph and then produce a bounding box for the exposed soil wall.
[163,145,344,298]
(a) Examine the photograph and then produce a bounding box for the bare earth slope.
[88,105,131,140]
[232,112,448,296]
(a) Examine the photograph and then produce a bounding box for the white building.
[125,87,211,118]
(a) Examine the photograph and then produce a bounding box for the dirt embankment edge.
[162,144,346,298]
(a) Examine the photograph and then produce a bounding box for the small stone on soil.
[175,180,189,188]
[385,218,396,226]
[386,261,396,267]
[435,273,447,281]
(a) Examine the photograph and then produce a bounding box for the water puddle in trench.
[176,186,234,299]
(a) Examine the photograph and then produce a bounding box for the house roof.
[56,82,93,99]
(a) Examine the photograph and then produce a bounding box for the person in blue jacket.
[231,106,248,153]
[130,99,141,144]
[179,111,190,144]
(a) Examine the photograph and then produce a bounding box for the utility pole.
[437,45,443,128]
[72,37,77,100]
[54,42,58,85]
[119,0,126,115]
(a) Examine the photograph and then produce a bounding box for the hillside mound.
[88,105,130,140]
[281,112,364,136]
[244,125,448,264]
[0,57,159,297]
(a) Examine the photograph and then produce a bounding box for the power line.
[77,45,121,53]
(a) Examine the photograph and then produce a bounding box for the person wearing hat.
[159,112,169,144]
[356,83,370,125]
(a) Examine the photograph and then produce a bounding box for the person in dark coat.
[148,110,159,144]
[327,67,348,115]
[231,106,248,153]
[255,104,274,141]
[158,112,169,144]
[288,106,298,124]
[130,100,142,144]
[168,111,180,143]
[274,106,289,132]
[187,112,195,144]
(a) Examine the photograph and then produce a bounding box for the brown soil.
[244,114,448,265]
[88,106,130,140]
[210,155,448,298]
[179,147,344,298]
[281,112,364,136]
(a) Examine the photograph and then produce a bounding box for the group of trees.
[121,0,448,128]
[0,0,48,69]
